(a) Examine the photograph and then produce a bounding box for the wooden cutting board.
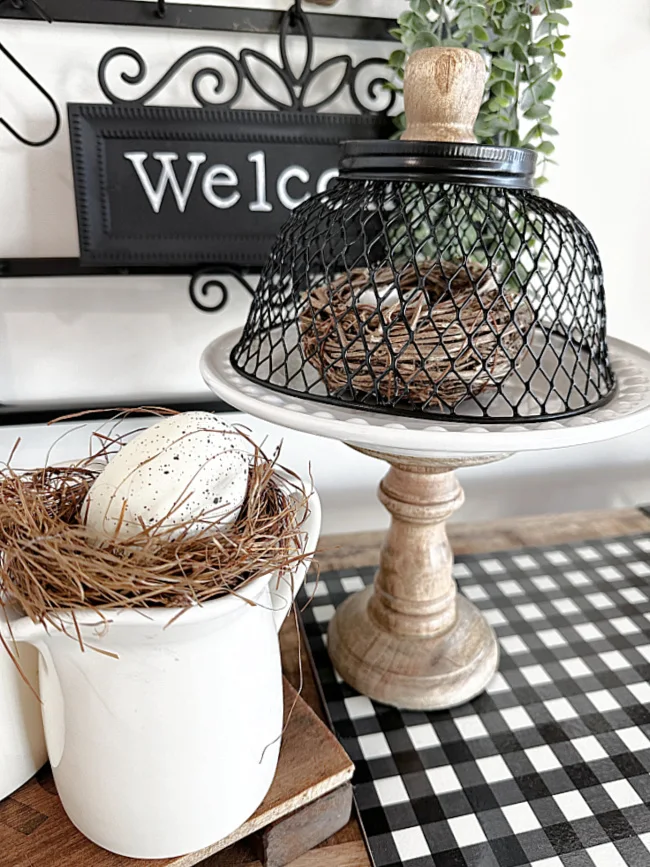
[0,679,354,867]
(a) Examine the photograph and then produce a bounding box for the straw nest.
[0,417,311,644]
[300,259,534,409]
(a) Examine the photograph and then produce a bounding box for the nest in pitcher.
[300,259,534,409]
[0,415,311,642]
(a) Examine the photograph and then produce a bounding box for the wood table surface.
[210,506,650,867]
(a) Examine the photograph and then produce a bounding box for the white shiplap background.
[0,0,649,534]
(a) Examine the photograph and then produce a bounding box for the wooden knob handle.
[401,47,486,143]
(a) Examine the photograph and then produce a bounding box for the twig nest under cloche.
[300,259,534,409]
[83,412,250,540]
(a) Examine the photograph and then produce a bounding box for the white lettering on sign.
[123,151,207,213]
[124,151,339,214]
[202,165,241,209]
[247,151,273,213]
[277,166,310,211]
[317,168,339,194]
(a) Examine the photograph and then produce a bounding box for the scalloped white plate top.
[200,331,650,457]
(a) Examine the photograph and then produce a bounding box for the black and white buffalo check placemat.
[300,533,650,867]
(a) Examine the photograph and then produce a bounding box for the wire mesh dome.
[232,48,615,424]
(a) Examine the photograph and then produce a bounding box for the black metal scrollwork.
[98,46,244,109]
[97,1,395,115]
[98,0,396,314]
[189,268,256,313]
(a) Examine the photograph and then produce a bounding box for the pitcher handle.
[272,488,322,634]
[0,611,67,767]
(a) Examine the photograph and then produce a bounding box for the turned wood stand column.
[327,448,507,711]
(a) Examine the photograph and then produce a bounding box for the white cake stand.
[201,331,650,710]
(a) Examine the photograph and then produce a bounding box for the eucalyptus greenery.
[387,0,572,184]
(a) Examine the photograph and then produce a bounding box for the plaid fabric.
[301,534,650,867]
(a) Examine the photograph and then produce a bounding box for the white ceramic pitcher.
[1,478,321,859]
[0,604,47,801]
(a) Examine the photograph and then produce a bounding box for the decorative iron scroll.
[188,267,256,313]
[97,1,396,116]
[82,0,396,311]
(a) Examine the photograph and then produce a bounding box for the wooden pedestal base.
[327,449,505,711]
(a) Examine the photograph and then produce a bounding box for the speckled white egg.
[83,412,250,540]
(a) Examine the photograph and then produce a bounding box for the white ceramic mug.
[3,473,321,858]
[0,603,48,801]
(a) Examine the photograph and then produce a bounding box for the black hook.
[0,41,61,147]
[155,0,166,18]
[289,0,304,26]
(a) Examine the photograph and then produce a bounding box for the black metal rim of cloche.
[338,140,537,190]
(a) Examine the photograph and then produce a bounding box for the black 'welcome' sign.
[68,104,388,267]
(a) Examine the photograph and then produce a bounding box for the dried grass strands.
[0,439,310,639]
[300,259,534,409]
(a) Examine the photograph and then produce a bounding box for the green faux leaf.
[541,123,559,135]
[472,6,488,25]
[398,10,429,32]
[474,123,494,138]
[388,49,407,68]
[512,43,528,63]
[525,103,551,119]
[493,79,517,98]
[538,140,556,155]
[535,81,556,101]
[488,38,509,53]
[552,67,563,80]
[457,8,475,29]
[389,27,403,40]
[545,11,570,25]
[473,24,490,42]
[535,176,549,187]
[401,31,417,49]
[492,57,517,72]
[530,67,552,85]
[412,30,439,50]
[520,88,535,111]
[410,0,431,17]
[503,7,527,30]
[505,129,522,147]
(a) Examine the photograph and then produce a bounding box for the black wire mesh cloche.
[232,48,616,424]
